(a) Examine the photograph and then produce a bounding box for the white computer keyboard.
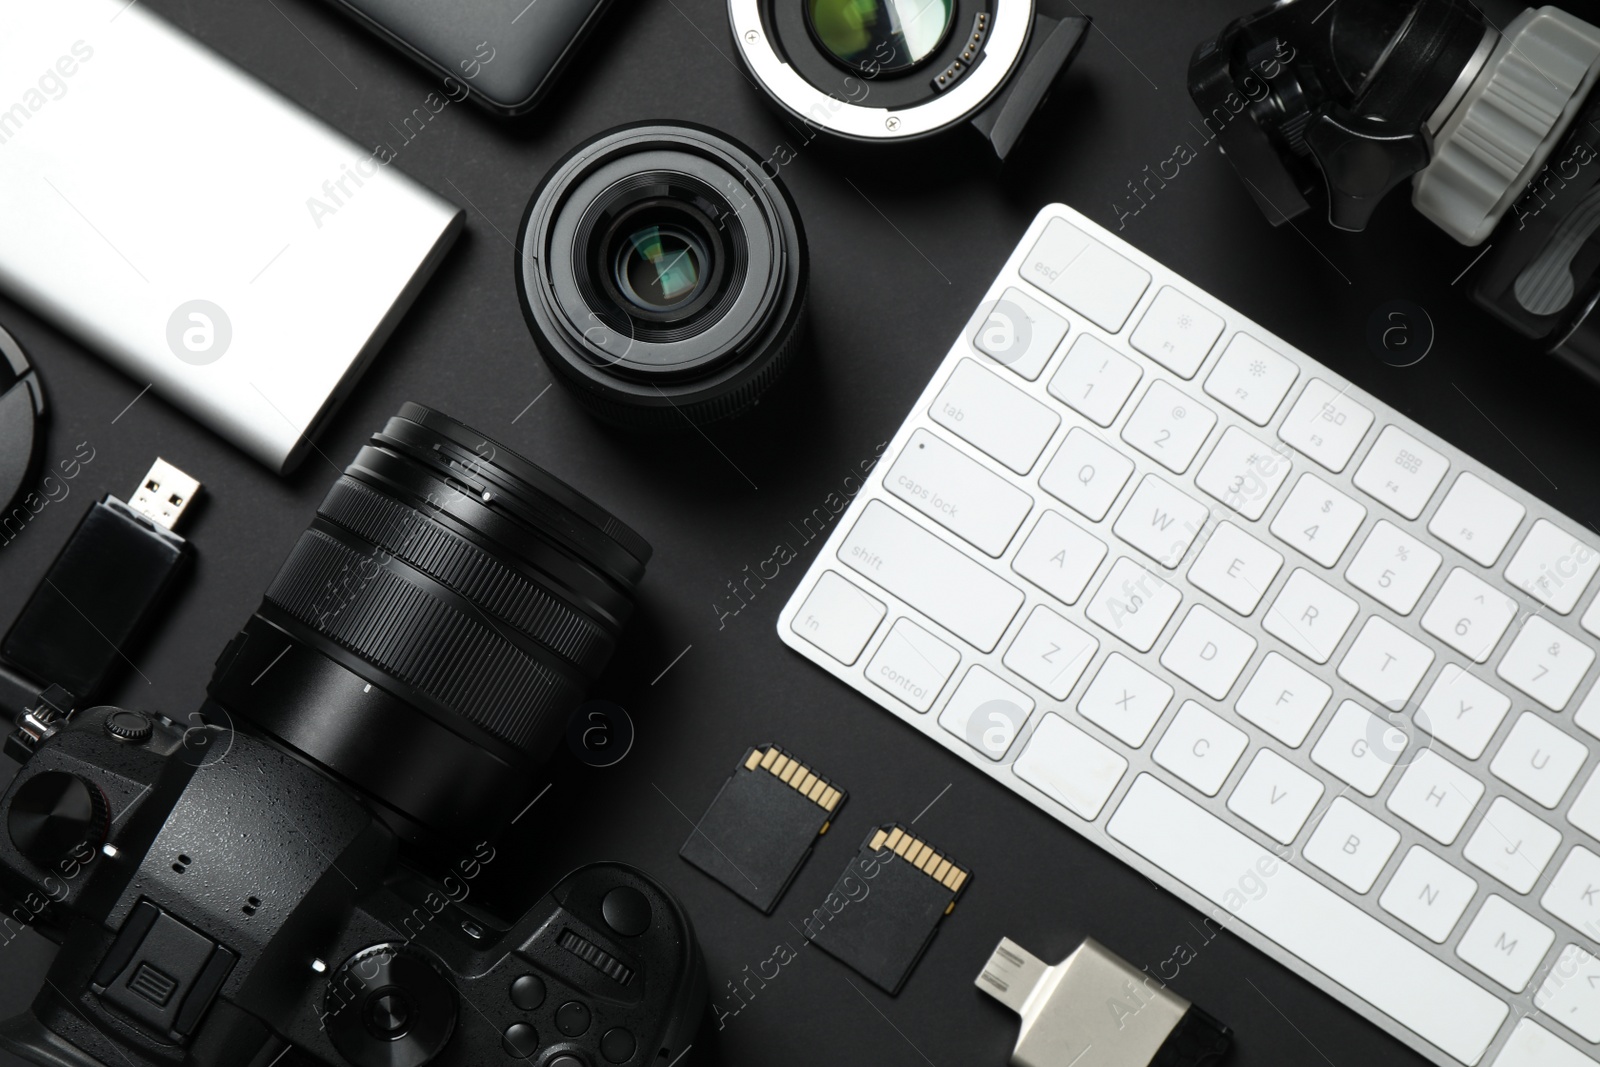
[777,205,1600,1067]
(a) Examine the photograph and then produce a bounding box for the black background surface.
[0,1,1592,1065]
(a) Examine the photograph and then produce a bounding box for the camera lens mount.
[517,123,808,429]
[732,0,1088,157]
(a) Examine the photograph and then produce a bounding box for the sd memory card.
[680,744,845,913]
[806,823,970,994]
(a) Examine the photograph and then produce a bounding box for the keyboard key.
[839,501,1025,652]
[1187,521,1283,615]
[1263,568,1359,664]
[1456,895,1554,993]
[939,666,1034,761]
[1014,713,1128,820]
[1270,473,1367,568]
[1535,944,1600,1042]
[1039,427,1135,522]
[1153,701,1248,796]
[1505,519,1600,614]
[931,360,1060,474]
[1494,1019,1592,1067]
[1011,510,1106,606]
[1077,652,1173,747]
[1022,218,1151,332]
[1003,605,1099,700]
[1226,749,1324,844]
[1278,379,1376,474]
[1579,682,1600,741]
[1345,520,1441,615]
[1421,567,1519,663]
[1121,380,1217,474]
[1544,846,1600,934]
[1112,475,1209,568]
[1086,557,1182,652]
[1159,605,1256,699]
[1129,286,1224,378]
[1498,616,1595,710]
[1108,777,1508,1065]
[865,618,960,713]
[971,286,1067,381]
[1492,712,1588,809]
[1386,750,1484,845]
[1195,426,1291,521]
[790,571,885,664]
[1415,664,1512,760]
[1203,332,1299,426]
[1429,472,1526,567]
[1337,617,1434,711]
[1236,652,1333,747]
[1312,700,1404,796]
[1464,797,1561,894]
[1379,846,1476,943]
[1047,333,1143,427]
[1303,796,1401,892]
[1352,426,1449,520]
[1584,591,1600,640]
[1568,763,1600,841]
[886,429,1033,556]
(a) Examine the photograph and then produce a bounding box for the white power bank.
[0,1,463,474]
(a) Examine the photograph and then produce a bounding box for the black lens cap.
[0,325,45,516]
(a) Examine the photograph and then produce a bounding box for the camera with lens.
[0,405,707,1067]
[1190,0,1600,381]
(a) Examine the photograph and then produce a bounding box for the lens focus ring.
[316,478,615,676]
[264,529,585,751]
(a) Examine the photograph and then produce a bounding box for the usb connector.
[128,459,201,531]
[976,937,1231,1067]
[1,461,201,713]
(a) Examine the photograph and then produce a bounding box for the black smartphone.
[327,0,617,116]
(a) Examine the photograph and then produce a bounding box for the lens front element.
[615,224,709,312]
[807,0,956,74]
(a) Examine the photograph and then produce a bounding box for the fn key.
[791,571,885,665]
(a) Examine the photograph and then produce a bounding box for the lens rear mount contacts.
[517,123,808,429]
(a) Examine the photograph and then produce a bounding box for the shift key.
[840,501,1025,652]
[885,429,1033,556]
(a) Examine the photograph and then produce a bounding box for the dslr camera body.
[0,406,706,1067]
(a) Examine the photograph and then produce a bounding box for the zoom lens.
[206,404,650,844]
[807,0,955,74]
[517,123,808,429]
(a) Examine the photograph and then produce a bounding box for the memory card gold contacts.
[680,744,847,913]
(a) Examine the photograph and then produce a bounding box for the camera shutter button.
[600,886,651,936]
[105,710,153,743]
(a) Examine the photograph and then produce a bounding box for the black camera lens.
[206,404,650,845]
[807,0,955,74]
[517,123,807,429]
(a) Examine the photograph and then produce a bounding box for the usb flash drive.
[976,937,1232,1067]
[1,460,201,707]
